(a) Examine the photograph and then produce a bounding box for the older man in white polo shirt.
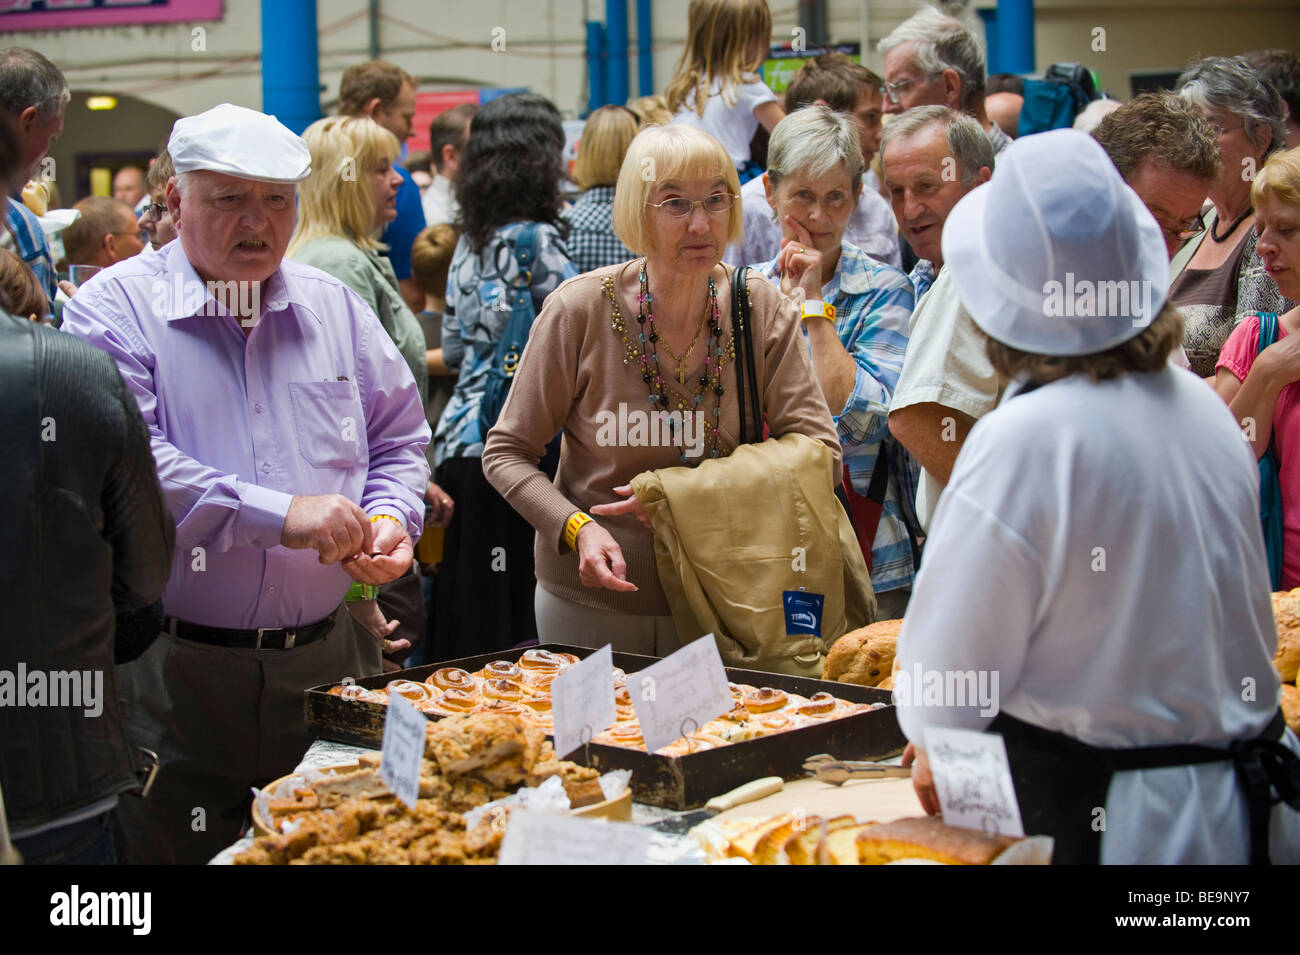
[62,104,431,864]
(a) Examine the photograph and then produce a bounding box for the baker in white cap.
[61,103,431,864]
[893,128,1300,864]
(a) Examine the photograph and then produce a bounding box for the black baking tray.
[304,643,905,810]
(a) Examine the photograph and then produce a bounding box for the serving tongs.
[803,753,912,785]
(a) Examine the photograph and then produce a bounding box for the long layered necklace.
[603,260,736,461]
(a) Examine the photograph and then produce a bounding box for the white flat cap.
[168,103,312,183]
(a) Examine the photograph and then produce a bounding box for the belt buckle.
[255,627,295,650]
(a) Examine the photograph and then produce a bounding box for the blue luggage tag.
[783,589,824,638]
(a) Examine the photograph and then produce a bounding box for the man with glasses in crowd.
[878,6,1011,157]
[1091,93,1220,261]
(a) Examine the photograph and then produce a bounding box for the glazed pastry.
[482,678,525,703]
[422,687,479,716]
[521,669,559,693]
[743,687,789,713]
[593,721,645,750]
[479,660,524,682]
[426,667,477,692]
[519,648,563,672]
[387,680,435,704]
[520,694,552,712]
[474,700,532,720]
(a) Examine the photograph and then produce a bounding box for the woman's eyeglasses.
[143,202,167,223]
[646,193,738,217]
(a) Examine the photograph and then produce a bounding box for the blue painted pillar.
[587,21,608,113]
[606,0,629,107]
[997,0,1035,75]
[636,0,653,98]
[261,0,321,133]
[976,8,1001,75]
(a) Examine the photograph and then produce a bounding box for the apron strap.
[992,709,1296,864]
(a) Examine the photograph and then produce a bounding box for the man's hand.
[425,481,455,527]
[902,742,940,815]
[281,494,373,564]
[573,520,638,592]
[343,516,413,585]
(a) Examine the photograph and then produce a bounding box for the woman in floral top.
[432,94,577,658]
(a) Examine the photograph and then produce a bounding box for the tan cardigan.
[482,260,842,617]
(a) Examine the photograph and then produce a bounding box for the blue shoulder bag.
[1257,311,1285,589]
[478,223,541,436]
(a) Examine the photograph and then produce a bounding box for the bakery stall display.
[693,813,1051,865]
[306,644,906,810]
[321,648,884,752]
[236,712,609,865]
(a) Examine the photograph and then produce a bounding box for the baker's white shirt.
[896,368,1300,863]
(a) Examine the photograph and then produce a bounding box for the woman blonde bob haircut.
[288,115,400,255]
[612,124,742,255]
[1252,146,1300,208]
[575,105,639,190]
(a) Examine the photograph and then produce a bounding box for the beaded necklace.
[602,261,736,461]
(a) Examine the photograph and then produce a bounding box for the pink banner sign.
[0,0,222,32]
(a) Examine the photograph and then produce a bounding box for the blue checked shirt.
[559,186,634,274]
[755,241,916,592]
[3,197,57,305]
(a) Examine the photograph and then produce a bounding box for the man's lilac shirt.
[61,240,431,629]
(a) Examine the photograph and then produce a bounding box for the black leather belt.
[165,610,337,650]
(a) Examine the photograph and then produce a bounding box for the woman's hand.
[775,216,824,306]
[573,520,638,592]
[901,742,941,816]
[1258,330,1300,387]
[344,598,410,659]
[589,484,652,532]
[425,481,455,527]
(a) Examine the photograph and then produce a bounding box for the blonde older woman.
[289,115,444,663]
[289,115,429,408]
[482,124,841,654]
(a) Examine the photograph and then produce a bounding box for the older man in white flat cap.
[894,129,1300,864]
[62,103,431,864]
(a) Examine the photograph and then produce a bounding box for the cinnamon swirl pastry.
[420,687,480,716]
[387,680,435,704]
[425,667,476,692]
[478,661,523,682]
[482,678,525,703]
[743,687,789,714]
[519,648,562,672]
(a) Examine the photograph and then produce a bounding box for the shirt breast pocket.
[288,380,364,469]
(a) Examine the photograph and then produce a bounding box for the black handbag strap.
[730,266,761,445]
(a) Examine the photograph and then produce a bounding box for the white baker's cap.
[942,128,1168,357]
[167,103,311,184]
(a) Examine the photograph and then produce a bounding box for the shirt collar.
[163,239,299,324]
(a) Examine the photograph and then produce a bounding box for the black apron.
[990,708,1300,864]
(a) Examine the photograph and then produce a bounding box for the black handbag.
[730,266,762,445]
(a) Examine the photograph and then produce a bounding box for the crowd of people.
[2,0,1299,866]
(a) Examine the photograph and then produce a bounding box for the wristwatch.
[800,300,836,322]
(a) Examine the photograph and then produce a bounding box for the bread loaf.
[823,619,902,686]
[856,815,1018,865]
[1273,588,1300,682]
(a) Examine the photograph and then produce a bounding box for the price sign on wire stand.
[630,634,734,755]
[497,809,652,865]
[551,644,617,759]
[923,725,1025,838]
[379,692,427,810]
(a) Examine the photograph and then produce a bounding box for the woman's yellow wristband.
[564,512,593,551]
